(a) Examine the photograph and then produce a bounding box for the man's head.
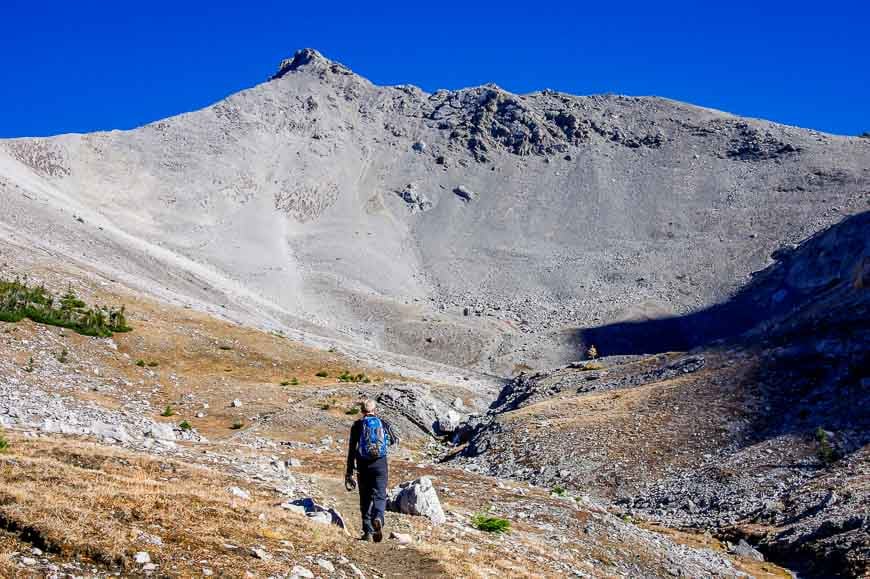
[362,399,377,415]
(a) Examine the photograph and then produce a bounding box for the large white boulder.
[387,476,446,525]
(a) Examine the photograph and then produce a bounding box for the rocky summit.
[0,48,867,578]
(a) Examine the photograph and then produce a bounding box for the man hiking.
[345,399,399,542]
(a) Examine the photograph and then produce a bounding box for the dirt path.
[316,474,451,578]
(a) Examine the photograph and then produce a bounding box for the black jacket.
[346,415,399,477]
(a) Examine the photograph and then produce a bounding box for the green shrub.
[56,347,68,363]
[338,371,369,383]
[815,426,838,465]
[135,359,146,367]
[24,356,34,373]
[471,512,511,534]
[280,381,290,386]
[551,485,567,497]
[0,430,8,452]
[290,377,299,386]
[230,419,244,430]
[161,405,175,417]
[315,370,328,378]
[0,276,131,337]
[179,420,192,431]
[345,406,360,416]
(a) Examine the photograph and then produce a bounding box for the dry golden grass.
[0,433,345,576]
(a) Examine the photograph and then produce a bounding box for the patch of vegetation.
[551,485,567,497]
[471,512,511,534]
[338,370,370,383]
[24,356,34,373]
[290,377,299,386]
[320,398,337,411]
[815,426,839,465]
[56,347,68,363]
[315,370,328,378]
[178,421,192,431]
[0,430,8,452]
[230,419,244,430]
[161,405,175,417]
[280,381,291,386]
[135,359,146,367]
[146,361,159,368]
[218,345,232,351]
[579,362,604,371]
[0,276,131,337]
[345,406,360,416]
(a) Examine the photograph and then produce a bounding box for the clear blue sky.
[1,0,868,138]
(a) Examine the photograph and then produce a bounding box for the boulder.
[732,539,764,562]
[90,421,131,443]
[454,185,476,202]
[282,498,348,532]
[387,476,446,525]
[376,385,459,436]
[145,422,176,442]
[437,410,464,434]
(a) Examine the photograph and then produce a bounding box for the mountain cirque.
[1,48,868,376]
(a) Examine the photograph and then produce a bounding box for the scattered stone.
[134,552,151,565]
[20,557,37,566]
[290,565,314,578]
[453,185,476,202]
[390,531,414,544]
[250,547,271,560]
[228,486,251,500]
[316,559,335,573]
[231,399,243,408]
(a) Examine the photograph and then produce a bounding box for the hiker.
[345,399,399,542]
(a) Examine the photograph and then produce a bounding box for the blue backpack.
[357,415,388,460]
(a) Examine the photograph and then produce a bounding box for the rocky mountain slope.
[1,48,868,376]
[0,240,790,578]
[452,212,870,577]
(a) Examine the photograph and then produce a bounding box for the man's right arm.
[346,421,359,478]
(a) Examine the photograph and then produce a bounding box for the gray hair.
[362,399,377,414]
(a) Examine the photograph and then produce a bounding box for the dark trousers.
[357,456,388,533]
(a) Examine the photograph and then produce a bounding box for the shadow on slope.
[579,211,870,356]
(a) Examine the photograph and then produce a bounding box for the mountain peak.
[271,48,346,80]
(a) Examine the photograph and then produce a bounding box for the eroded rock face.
[387,477,446,525]
[376,385,464,436]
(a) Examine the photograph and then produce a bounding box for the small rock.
[290,565,314,578]
[228,486,251,500]
[134,552,151,564]
[390,532,413,544]
[202,568,214,576]
[20,557,37,566]
[143,563,157,572]
[454,185,476,202]
[250,547,271,560]
[31,548,43,556]
[231,399,242,408]
[316,559,335,573]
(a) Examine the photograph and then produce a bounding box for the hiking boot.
[372,518,383,543]
[360,532,373,542]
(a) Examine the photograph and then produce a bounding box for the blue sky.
[1,0,867,137]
